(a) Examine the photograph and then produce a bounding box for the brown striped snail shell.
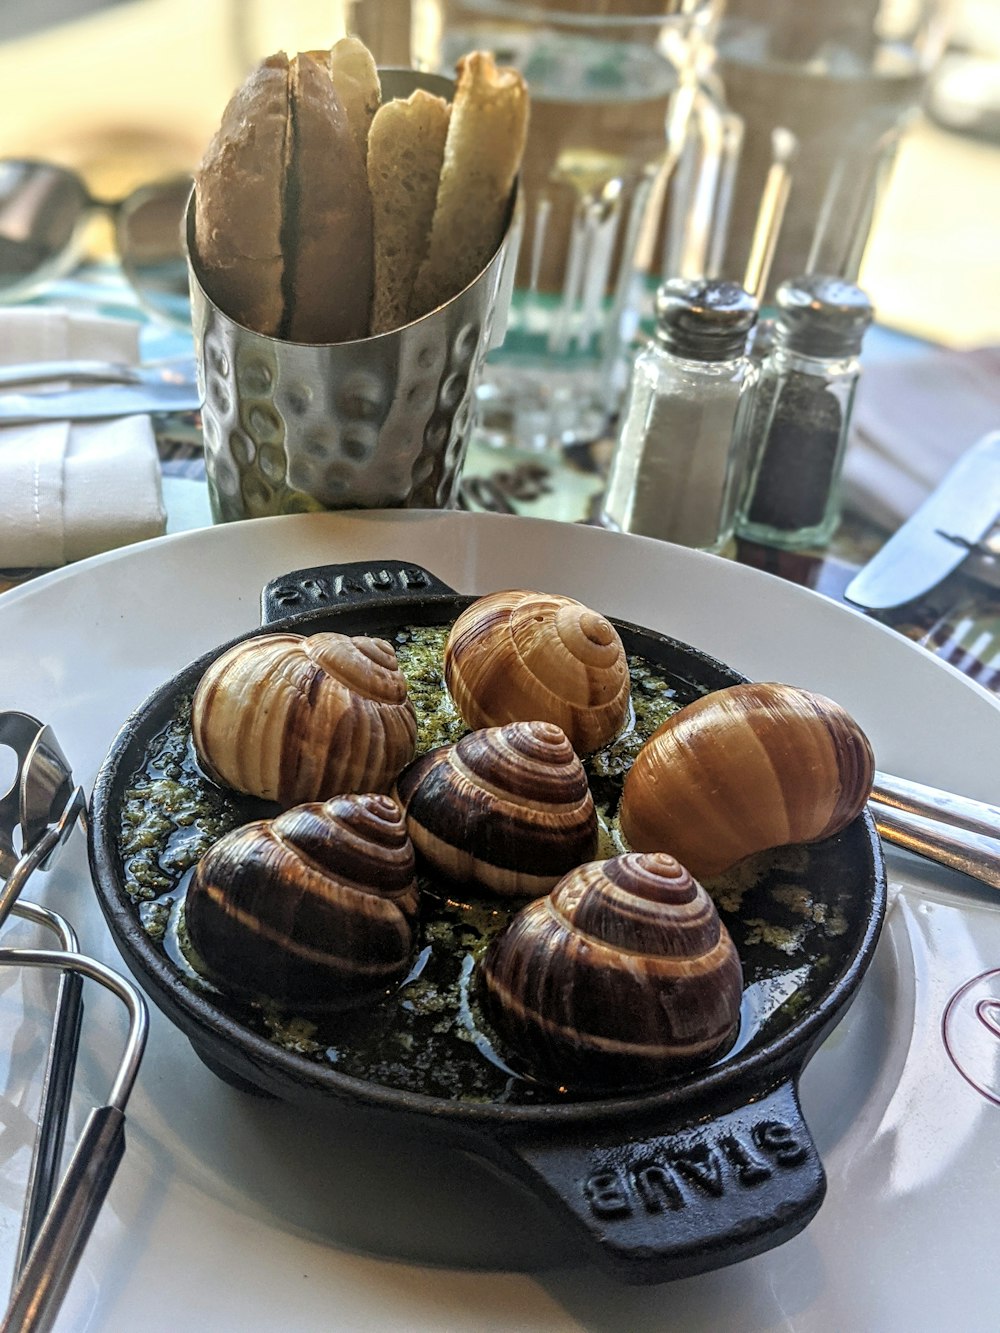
[619,681,875,880]
[191,631,417,805]
[478,853,743,1090]
[185,792,419,1008]
[443,589,630,755]
[394,720,598,898]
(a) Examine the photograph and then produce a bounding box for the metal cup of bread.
[191,37,529,343]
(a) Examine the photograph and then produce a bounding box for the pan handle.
[500,1077,824,1284]
[260,561,459,626]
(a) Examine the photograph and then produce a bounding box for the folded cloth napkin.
[0,305,140,370]
[0,308,165,568]
[0,416,166,567]
[842,344,1000,532]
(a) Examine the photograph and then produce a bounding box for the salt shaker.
[602,279,758,553]
[735,275,874,550]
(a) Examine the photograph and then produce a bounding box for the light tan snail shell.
[191,631,417,805]
[394,720,598,898]
[443,589,630,755]
[185,793,419,1008]
[478,852,743,1090]
[619,681,875,879]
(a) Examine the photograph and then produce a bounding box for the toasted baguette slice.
[193,52,290,336]
[368,90,450,334]
[284,51,374,343]
[411,52,528,318]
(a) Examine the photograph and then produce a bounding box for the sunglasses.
[0,159,193,330]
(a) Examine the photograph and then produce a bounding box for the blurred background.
[0,0,998,348]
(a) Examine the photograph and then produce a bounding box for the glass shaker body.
[603,344,756,554]
[735,345,861,550]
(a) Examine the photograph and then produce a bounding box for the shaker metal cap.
[654,278,758,361]
[776,275,874,357]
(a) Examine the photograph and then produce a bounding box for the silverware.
[870,770,1000,890]
[1,947,147,1333]
[845,431,1000,610]
[0,379,203,424]
[0,356,196,390]
[0,713,87,1290]
[0,711,148,1333]
[7,901,82,1280]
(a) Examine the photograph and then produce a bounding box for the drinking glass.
[412,0,720,451]
[713,0,951,299]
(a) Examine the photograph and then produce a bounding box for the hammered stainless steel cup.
[186,69,520,522]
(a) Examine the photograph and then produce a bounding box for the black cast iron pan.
[88,559,886,1285]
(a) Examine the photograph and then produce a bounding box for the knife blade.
[845,430,1000,610]
[0,381,202,424]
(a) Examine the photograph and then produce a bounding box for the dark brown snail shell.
[478,853,743,1090]
[619,681,875,880]
[185,793,419,1009]
[191,631,417,806]
[394,720,598,898]
[443,589,631,754]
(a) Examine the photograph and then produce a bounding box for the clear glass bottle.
[602,278,758,553]
[735,275,874,550]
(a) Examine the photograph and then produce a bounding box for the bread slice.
[327,36,381,164]
[193,52,291,336]
[368,89,450,334]
[410,52,528,319]
[284,51,374,343]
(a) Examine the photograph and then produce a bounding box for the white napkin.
[0,308,166,568]
[842,344,1000,532]
[0,306,140,370]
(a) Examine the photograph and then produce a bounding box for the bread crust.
[285,52,374,343]
[411,52,528,318]
[193,42,525,342]
[368,90,450,334]
[327,37,381,164]
[193,52,290,336]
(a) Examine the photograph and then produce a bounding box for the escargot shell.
[394,720,598,898]
[478,853,743,1089]
[620,681,875,879]
[185,792,419,1008]
[444,589,630,755]
[191,631,417,805]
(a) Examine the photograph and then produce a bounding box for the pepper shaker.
[735,275,874,550]
[602,279,758,553]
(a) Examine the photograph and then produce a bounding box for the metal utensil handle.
[17,972,84,1282]
[502,1078,823,1283]
[0,788,85,934]
[0,949,148,1333]
[871,803,1000,891]
[7,903,84,1281]
[3,1107,125,1333]
[872,771,1000,841]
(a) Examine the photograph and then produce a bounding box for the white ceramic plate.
[2,510,999,1333]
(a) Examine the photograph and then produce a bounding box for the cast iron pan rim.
[88,599,887,1129]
